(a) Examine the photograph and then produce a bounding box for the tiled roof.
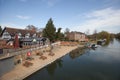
[1,27,37,37]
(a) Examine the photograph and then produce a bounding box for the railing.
[0,42,60,60]
[0,45,50,60]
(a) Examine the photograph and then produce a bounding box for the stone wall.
[0,56,14,77]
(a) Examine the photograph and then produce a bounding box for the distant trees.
[115,33,120,40]
[86,30,115,44]
[25,25,43,37]
[64,28,70,34]
[64,28,70,40]
[85,29,90,35]
[110,33,115,40]
[97,31,110,40]
[92,29,97,41]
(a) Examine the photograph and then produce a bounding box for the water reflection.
[25,39,120,80]
[102,38,114,47]
[102,39,110,46]
[87,39,120,64]
[69,47,85,59]
[46,59,63,76]
[116,39,120,42]
[110,38,114,44]
[69,46,98,59]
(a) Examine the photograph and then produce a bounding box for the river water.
[25,39,120,80]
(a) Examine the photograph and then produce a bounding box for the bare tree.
[85,29,90,35]
[25,25,38,32]
[64,28,70,34]
[93,29,97,40]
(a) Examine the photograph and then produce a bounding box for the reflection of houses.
[66,31,88,42]
[0,27,50,48]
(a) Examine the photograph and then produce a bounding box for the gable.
[0,27,38,37]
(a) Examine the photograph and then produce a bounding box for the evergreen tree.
[43,18,56,42]
[56,28,62,40]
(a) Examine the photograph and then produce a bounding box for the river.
[25,39,120,80]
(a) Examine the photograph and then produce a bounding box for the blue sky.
[0,0,120,34]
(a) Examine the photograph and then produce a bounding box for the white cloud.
[42,0,60,7]
[72,7,120,34]
[16,15,31,19]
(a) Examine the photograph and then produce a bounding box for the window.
[25,33,30,38]
[2,31,11,39]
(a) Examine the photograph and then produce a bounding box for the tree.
[93,29,97,35]
[0,25,2,34]
[115,33,120,40]
[97,31,110,40]
[56,28,62,40]
[64,28,70,34]
[64,28,70,40]
[92,29,97,40]
[85,29,90,35]
[43,18,56,42]
[110,33,114,40]
[25,25,38,32]
[38,28,44,32]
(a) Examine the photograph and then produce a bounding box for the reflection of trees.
[69,47,85,59]
[103,39,113,47]
[116,38,120,42]
[46,62,57,76]
[57,59,63,68]
[110,38,114,44]
[46,59,63,76]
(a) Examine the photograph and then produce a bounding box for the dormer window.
[18,33,22,38]
[33,33,36,37]
[25,33,30,38]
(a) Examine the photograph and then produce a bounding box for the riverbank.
[1,45,81,80]
[24,39,120,80]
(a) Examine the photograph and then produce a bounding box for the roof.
[20,37,47,42]
[0,27,37,37]
[70,31,84,34]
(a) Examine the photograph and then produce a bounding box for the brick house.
[66,31,87,42]
[0,39,7,48]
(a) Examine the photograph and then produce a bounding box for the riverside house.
[0,27,50,77]
[0,27,49,48]
[66,31,88,42]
